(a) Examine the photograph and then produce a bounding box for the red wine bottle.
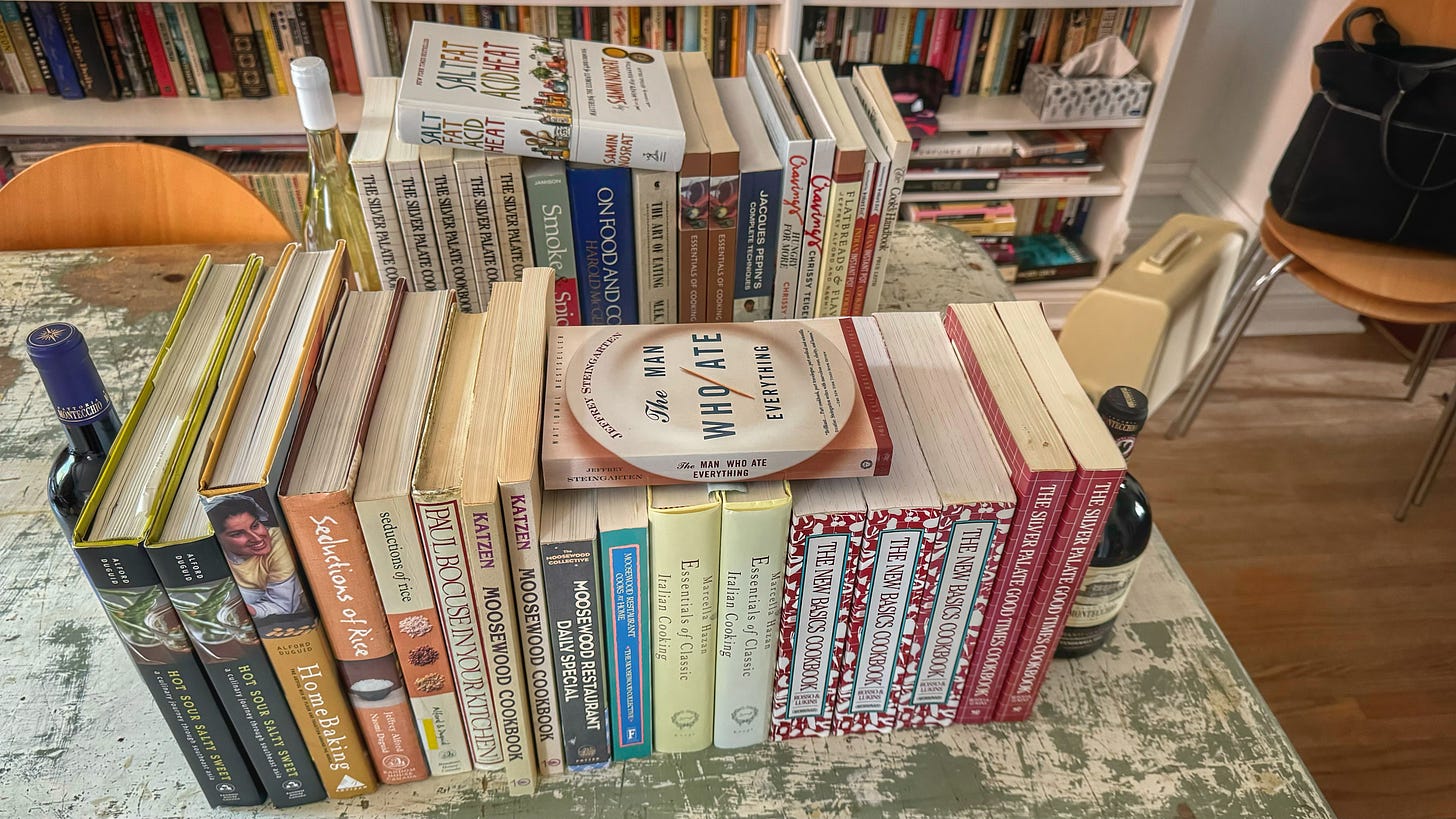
[1056,386,1152,658]
[26,322,122,540]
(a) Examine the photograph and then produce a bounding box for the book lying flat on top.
[279,288,430,784]
[68,257,276,807]
[394,23,685,171]
[199,243,378,798]
[541,318,893,489]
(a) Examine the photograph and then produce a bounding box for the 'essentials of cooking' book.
[395,22,686,171]
[541,319,893,488]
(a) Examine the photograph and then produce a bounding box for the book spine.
[250,2,285,94]
[389,156,446,293]
[524,160,583,326]
[677,162,710,322]
[11,2,57,96]
[328,2,359,94]
[599,524,651,759]
[733,167,779,322]
[705,177,735,324]
[632,169,677,325]
[795,139,832,320]
[462,499,540,795]
[414,496,504,770]
[895,503,1013,727]
[772,139,809,319]
[487,154,534,281]
[111,2,155,97]
[841,166,874,316]
[770,511,860,739]
[813,175,860,318]
[453,153,507,302]
[648,501,720,753]
[92,4,129,97]
[282,493,429,784]
[180,3,221,100]
[567,163,639,326]
[0,9,29,93]
[75,544,266,807]
[994,470,1122,721]
[541,536,611,769]
[833,509,929,734]
[422,154,483,313]
[903,177,1001,194]
[197,3,240,99]
[352,154,406,291]
[148,538,327,804]
[157,3,196,97]
[56,2,117,99]
[201,488,378,798]
[355,495,473,776]
[712,498,790,748]
[851,161,887,317]
[130,2,175,97]
[500,482,566,777]
[681,5,698,51]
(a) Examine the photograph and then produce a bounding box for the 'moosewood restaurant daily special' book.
[394,22,686,171]
[540,319,893,489]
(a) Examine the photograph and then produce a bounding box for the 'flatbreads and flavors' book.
[541,318,892,488]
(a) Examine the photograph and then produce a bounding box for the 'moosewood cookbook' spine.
[770,509,862,739]
[202,488,379,798]
[356,494,473,776]
[75,544,265,807]
[283,492,430,784]
[149,538,327,805]
[542,535,611,769]
[598,517,651,759]
[414,497,505,770]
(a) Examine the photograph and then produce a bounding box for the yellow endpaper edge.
[75,254,264,548]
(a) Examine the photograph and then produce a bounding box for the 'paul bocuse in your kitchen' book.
[542,319,893,488]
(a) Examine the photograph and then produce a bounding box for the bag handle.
[1343,7,1402,52]
[1378,79,1456,192]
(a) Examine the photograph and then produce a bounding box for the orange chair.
[1165,1,1456,520]
[0,142,293,251]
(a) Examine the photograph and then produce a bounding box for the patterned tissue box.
[1021,63,1153,122]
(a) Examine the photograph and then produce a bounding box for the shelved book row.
[904,129,1110,199]
[203,149,308,237]
[355,41,911,323]
[904,197,1097,284]
[801,5,1150,97]
[0,0,361,101]
[378,2,773,79]
[65,231,1124,807]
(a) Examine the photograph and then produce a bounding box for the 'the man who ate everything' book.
[542,319,893,488]
[395,22,686,171]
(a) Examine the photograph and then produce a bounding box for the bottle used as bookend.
[1057,386,1152,658]
[292,56,380,290]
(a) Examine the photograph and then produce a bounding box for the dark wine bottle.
[1056,386,1152,658]
[26,322,122,540]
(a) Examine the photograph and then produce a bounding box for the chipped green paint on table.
[0,244,1333,819]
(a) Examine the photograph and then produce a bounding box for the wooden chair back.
[1315,1,1456,90]
[0,142,294,251]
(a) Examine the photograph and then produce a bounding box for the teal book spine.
[599,523,651,759]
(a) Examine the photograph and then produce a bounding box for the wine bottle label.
[1065,557,1142,629]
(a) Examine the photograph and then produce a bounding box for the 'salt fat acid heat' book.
[542,319,893,488]
[395,22,686,172]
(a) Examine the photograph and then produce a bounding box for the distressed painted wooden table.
[0,243,1333,819]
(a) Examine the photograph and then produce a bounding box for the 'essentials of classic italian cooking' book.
[395,22,686,171]
[541,319,893,488]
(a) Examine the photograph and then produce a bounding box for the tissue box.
[1021,63,1153,122]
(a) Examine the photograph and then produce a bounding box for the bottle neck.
[63,409,122,457]
[305,126,348,177]
[1113,430,1140,462]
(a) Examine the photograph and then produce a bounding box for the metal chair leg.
[1404,323,1450,401]
[1214,242,1270,340]
[1396,377,1456,520]
[1166,254,1293,439]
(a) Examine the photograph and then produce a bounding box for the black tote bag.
[1269,6,1456,254]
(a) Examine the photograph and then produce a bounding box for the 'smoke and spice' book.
[541,318,893,489]
[395,22,686,171]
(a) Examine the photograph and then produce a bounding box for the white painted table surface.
[0,243,1333,818]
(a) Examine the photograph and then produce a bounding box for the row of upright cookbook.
[67,241,1123,808]
[358,23,911,323]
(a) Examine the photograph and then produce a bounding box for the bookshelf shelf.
[0,94,364,136]
[935,94,1149,132]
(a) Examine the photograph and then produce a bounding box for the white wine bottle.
[292,56,380,290]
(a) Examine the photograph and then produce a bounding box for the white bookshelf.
[0,93,363,136]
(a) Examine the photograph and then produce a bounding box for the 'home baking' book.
[394,22,686,171]
[540,319,893,489]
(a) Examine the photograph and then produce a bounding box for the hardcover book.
[541,318,893,489]
[523,157,583,325]
[540,489,612,769]
[648,484,721,753]
[566,163,638,326]
[717,75,782,323]
[394,22,685,171]
[713,481,791,748]
[595,487,652,759]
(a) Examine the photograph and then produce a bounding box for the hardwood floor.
[1134,332,1456,819]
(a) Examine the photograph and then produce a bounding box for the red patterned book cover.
[894,499,1014,728]
[944,306,1074,724]
[769,483,865,740]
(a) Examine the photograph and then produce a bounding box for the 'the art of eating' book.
[541,319,893,488]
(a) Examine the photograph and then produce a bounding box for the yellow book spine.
[813,178,861,318]
[648,490,721,753]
